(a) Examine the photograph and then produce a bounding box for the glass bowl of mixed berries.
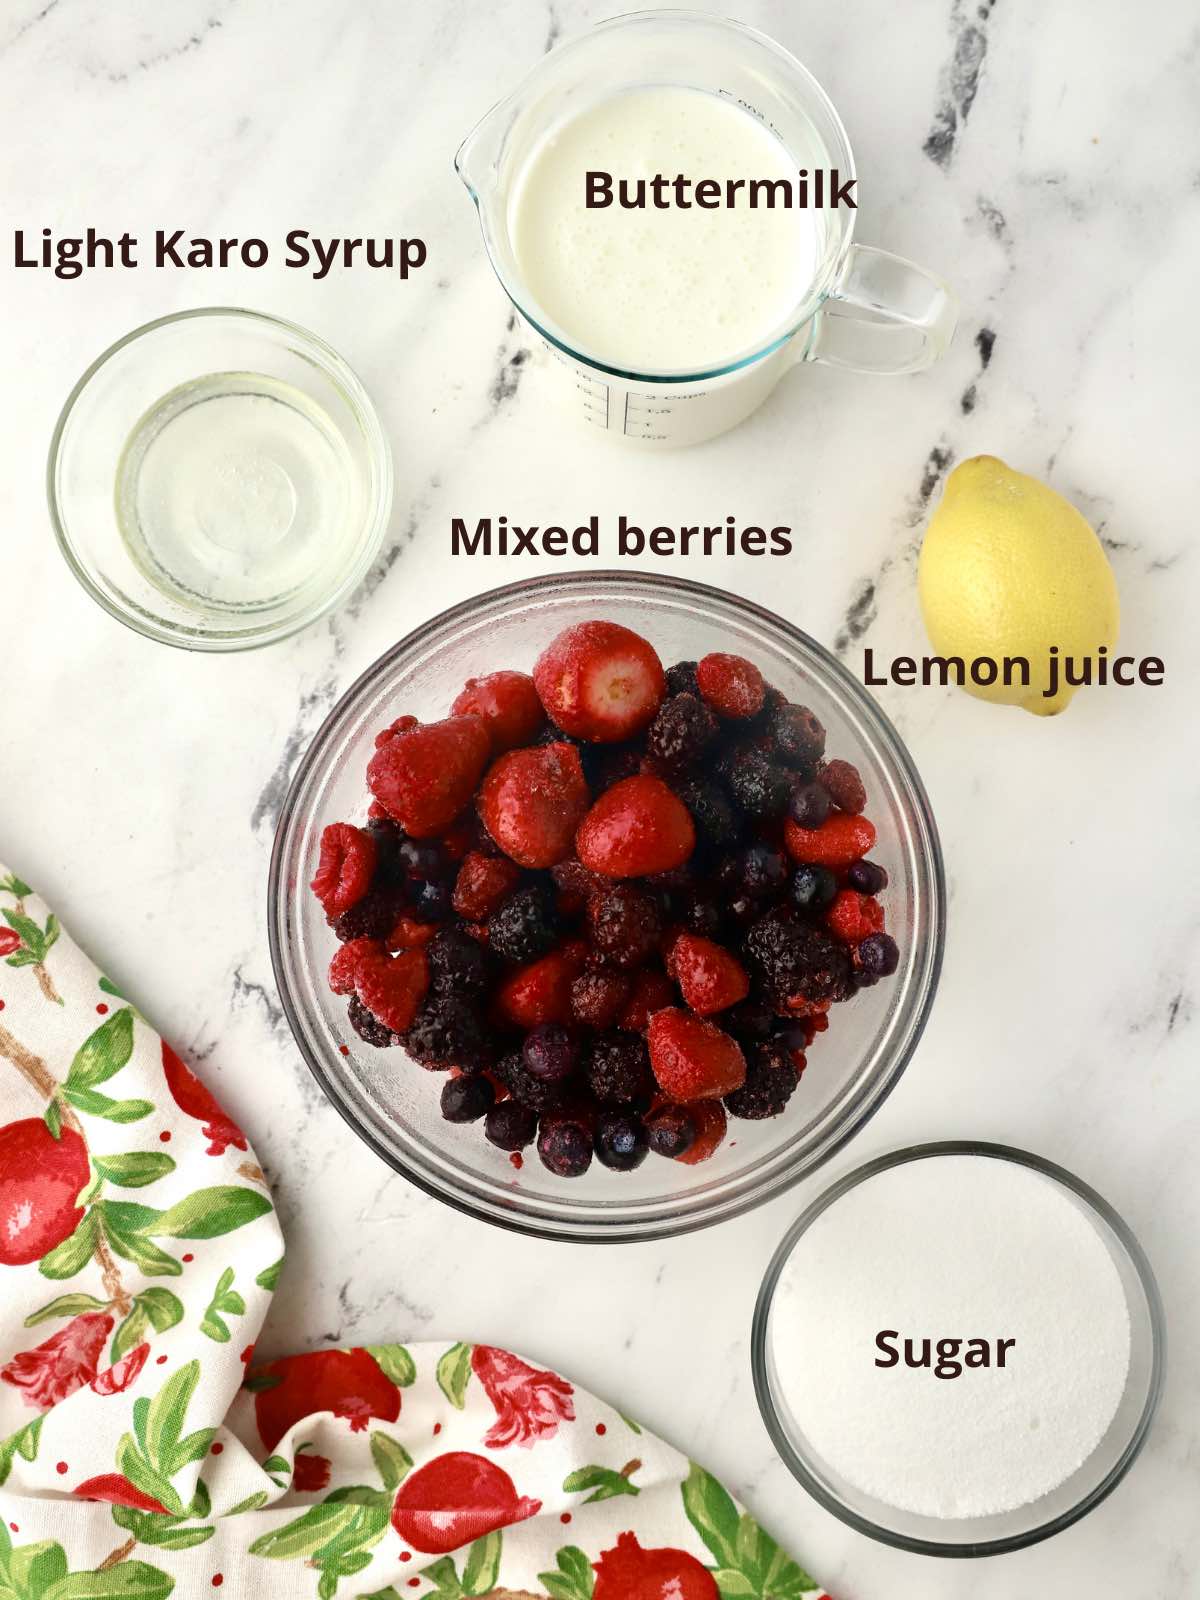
[269,572,944,1240]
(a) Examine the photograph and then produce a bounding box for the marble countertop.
[2,0,1197,1593]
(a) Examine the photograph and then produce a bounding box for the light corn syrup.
[510,86,822,372]
[115,372,359,613]
[770,1156,1132,1518]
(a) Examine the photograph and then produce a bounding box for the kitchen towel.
[0,864,826,1600]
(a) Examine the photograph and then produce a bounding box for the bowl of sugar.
[752,1141,1164,1555]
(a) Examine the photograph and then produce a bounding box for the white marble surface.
[2,1,1198,1593]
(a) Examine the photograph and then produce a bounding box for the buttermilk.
[584,168,857,209]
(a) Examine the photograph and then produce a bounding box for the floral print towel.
[0,865,826,1599]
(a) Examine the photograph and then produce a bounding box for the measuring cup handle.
[804,244,958,374]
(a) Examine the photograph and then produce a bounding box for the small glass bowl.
[269,572,944,1241]
[752,1141,1165,1556]
[48,308,392,651]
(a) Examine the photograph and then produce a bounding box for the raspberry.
[669,932,750,1016]
[647,1009,746,1102]
[576,776,696,879]
[587,885,663,970]
[311,823,378,920]
[595,1110,648,1171]
[367,717,491,838]
[534,620,666,743]
[496,1051,569,1113]
[645,1104,696,1158]
[333,887,402,943]
[537,1113,593,1178]
[585,1033,651,1105]
[403,994,492,1070]
[788,781,832,830]
[452,851,521,922]
[328,938,379,996]
[770,704,826,770]
[451,670,545,753]
[644,694,717,772]
[719,748,792,821]
[665,660,700,697]
[354,947,430,1035]
[696,652,766,720]
[826,889,885,945]
[675,1098,728,1164]
[477,743,591,869]
[427,927,492,997]
[818,758,867,815]
[675,777,740,851]
[493,941,588,1029]
[551,858,603,916]
[373,714,419,749]
[847,860,888,895]
[620,970,676,1033]
[440,1075,495,1123]
[385,915,440,951]
[487,886,559,965]
[347,994,395,1049]
[485,1100,537,1152]
[784,812,877,868]
[570,970,632,1030]
[724,1041,800,1120]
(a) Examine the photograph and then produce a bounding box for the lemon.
[917,455,1119,716]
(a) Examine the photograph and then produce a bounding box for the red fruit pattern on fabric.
[593,1531,720,1600]
[0,928,20,957]
[534,621,665,742]
[252,1348,402,1452]
[90,1341,149,1397]
[327,937,380,996]
[390,1450,541,1554]
[477,743,591,868]
[576,777,696,879]
[292,1451,333,1493]
[648,1009,746,1102]
[817,757,867,815]
[452,851,521,922]
[825,890,885,945]
[366,716,491,838]
[784,812,877,868]
[669,933,750,1016]
[675,1098,728,1164]
[696,652,765,720]
[310,823,378,919]
[470,1344,575,1449]
[1,1312,113,1409]
[493,942,588,1029]
[72,1474,170,1514]
[0,1119,90,1267]
[354,948,430,1034]
[452,671,546,753]
[162,1043,248,1157]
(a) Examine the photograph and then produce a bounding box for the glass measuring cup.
[457,9,958,447]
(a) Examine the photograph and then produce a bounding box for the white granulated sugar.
[770,1155,1131,1518]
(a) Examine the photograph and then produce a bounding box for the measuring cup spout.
[454,101,506,203]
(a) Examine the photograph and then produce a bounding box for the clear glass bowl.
[268,572,944,1240]
[48,308,392,651]
[752,1142,1165,1555]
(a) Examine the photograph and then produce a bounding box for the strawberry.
[533,620,665,742]
[452,671,546,753]
[328,937,380,996]
[647,1008,746,1101]
[670,932,750,1016]
[385,916,439,952]
[373,713,419,749]
[452,851,521,921]
[620,970,676,1033]
[354,947,430,1034]
[311,823,378,919]
[784,812,877,868]
[575,776,695,879]
[367,716,490,838]
[696,652,765,719]
[477,743,591,869]
[817,757,867,815]
[493,941,588,1029]
[675,1098,728,1164]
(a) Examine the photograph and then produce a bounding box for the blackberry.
[725,995,777,1043]
[847,860,889,895]
[770,704,826,770]
[496,1050,568,1113]
[522,1023,580,1087]
[347,994,395,1049]
[589,743,642,793]
[680,891,723,939]
[366,817,405,881]
[788,781,832,830]
[398,838,448,880]
[724,1041,800,1120]
[856,932,900,981]
[744,911,851,1004]
[440,1074,495,1123]
[587,885,663,970]
[570,971,631,1030]
[645,1104,696,1159]
[665,660,701,697]
[676,776,740,851]
[737,843,789,899]
[585,1033,651,1106]
[427,927,491,998]
[595,1110,649,1172]
[408,877,452,923]
[333,887,401,943]
[537,1114,593,1178]
[790,863,838,913]
[403,995,493,1070]
[720,748,792,821]
[773,1020,811,1060]
[485,1100,537,1152]
[645,693,717,772]
[488,885,558,964]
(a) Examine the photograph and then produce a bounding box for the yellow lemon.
[917,455,1119,716]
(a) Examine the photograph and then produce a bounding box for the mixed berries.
[310,621,899,1179]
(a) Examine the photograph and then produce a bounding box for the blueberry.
[485,1100,537,1152]
[788,781,831,829]
[440,1075,495,1123]
[739,843,788,898]
[847,859,889,895]
[770,704,826,769]
[522,1024,579,1086]
[398,838,446,879]
[645,1105,696,1159]
[790,864,838,912]
[537,1116,593,1178]
[595,1110,649,1171]
[409,877,452,922]
[857,932,900,979]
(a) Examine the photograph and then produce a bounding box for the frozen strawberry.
[620,970,676,1033]
[696,652,765,720]
[367,716,490,838]
[328,937,380,996]
[648,1008,746,1102]
[576,776,696,879]
[818,757,867,814]
[570,970,631,1029]
[478,743,590,869]
[452,851,521,921]
[826,889,885,944]
[533,620,665,742]
[373,713,419,749]
[452,671,546,753]
[670,932,750,1016]
[385,917,439,952]
[354,947,430,1034]
[675,1098,728,1165]
[311,823,378,919]
[784,811,877,868]
[493,941,588,1029]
